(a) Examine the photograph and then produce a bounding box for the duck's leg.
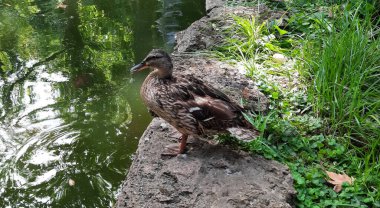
[178,134,188,154]
[162,134,188,156]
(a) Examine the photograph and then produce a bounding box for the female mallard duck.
[131,49,259,155]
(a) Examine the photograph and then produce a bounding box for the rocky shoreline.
[116,1,296,207]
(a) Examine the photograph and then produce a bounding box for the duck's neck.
[153,67,173,79]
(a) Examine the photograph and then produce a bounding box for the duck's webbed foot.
[161,134,188,156]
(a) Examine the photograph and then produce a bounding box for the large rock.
[174,16,219,53]
[206,0,224,12]
[116,0,295,207]
[174,4,286,53]
[117,118,296,208]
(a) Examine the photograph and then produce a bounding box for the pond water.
[0,0,204,207]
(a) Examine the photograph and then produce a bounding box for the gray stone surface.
[117,118,295,208]
[174,3,286,53]
[174,16,219,53]
[206,0,224,12]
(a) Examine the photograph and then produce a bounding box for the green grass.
[213,0,380,207]
[213,15,268,61]
[306,10,380,146]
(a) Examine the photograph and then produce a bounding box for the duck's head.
[130,49,173,79]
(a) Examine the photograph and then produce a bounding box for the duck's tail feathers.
[226,127,260,142]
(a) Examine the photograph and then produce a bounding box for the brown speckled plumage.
[131,49,259,155]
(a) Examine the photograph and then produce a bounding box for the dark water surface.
[0,0,204,207]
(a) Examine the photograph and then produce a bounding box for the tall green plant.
[307,8,380,145]
[215,15,268,60]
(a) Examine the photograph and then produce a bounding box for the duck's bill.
[130,63,148,73]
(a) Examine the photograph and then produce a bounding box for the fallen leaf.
[325,171,353,192]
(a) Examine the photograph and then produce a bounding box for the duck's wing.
[164,75,249,131]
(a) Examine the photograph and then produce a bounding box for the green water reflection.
[0,0,204,207]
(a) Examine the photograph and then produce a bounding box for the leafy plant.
[213,0,380,207]
[214,15,269,61]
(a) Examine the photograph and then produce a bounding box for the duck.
[131,49,259,155]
